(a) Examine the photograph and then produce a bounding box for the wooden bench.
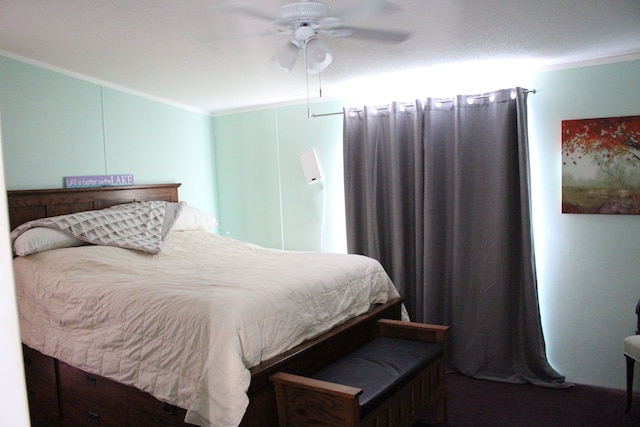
[270,319,449,427]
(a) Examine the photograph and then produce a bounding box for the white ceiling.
[1,0,639,115]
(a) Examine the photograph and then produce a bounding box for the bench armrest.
[374,319,449,345]
[271,372,362,398]
[270,372,362,427]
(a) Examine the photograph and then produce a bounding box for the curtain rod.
[434,88,538,104]
[308,88,538,119]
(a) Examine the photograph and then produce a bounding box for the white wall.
[0,115,31,425]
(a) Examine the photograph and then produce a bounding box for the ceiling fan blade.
[332,0,401,23]
[214,1,274,22]
[335,26,413,44]
[201,28,291,42]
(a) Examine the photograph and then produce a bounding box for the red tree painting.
[562,115,640,214]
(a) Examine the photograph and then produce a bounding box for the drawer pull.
[162,403,177,415]
[85,375,97,387]
[88,411,100,423]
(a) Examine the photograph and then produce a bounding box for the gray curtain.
[343,88,567,387]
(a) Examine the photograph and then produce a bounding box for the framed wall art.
[562,115,640,214]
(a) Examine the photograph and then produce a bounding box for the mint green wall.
[277,103,346,253]
[100,89,217,212]
[0,55,218,218]
[213,100,346,252]
[528,59,640,390]
[0,57,105,188]
[212,109,283,248]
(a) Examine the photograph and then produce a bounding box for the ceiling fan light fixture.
[304,37,333,74]
[271,40,300,72]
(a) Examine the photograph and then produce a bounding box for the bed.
[8,183,406,427]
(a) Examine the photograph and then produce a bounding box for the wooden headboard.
[7,183,181,231]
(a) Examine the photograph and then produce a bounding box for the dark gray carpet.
[416,373,640,427]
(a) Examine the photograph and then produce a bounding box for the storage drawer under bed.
[22,345,62,427]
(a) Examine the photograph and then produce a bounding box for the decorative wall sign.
[562,115,640,214]
[64,174,134,188]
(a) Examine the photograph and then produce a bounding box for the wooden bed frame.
[8,184,404,427]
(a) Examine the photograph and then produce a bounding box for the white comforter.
[13,231,402,427]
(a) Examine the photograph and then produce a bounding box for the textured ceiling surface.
[1,0,639,114]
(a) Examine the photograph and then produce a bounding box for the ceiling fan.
[220,0,413,74]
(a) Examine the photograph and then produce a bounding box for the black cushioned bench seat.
[311,337,443,418]
[271,319,449,427]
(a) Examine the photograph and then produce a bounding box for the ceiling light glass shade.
[304,37,332,74]
[272,40,300,72]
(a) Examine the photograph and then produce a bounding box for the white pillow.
[13,227,89,256]
[172,204,218,231]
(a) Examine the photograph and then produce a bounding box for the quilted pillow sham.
[10,201,215,256]
[11,200,184,255]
